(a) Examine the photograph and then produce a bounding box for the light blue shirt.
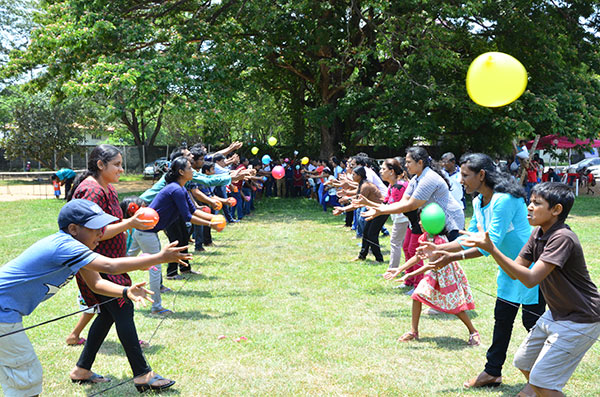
[0,232,99,323]
[462,192,539,304]
[140,171,232,204]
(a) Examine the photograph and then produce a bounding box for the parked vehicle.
[565,157,600,174]
[143,157,169,179]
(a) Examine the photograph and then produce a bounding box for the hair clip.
[127,202,140,216]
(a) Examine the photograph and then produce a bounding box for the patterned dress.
[411,234,475,314]
[73,178,131,307]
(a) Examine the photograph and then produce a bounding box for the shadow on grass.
[71,373,182,395]
[378,309,479,321]
[140,310,237,321]
[174,273,219,281]
[172,289,266,299]
[404,335,475,351]
[379,309,412,318]
[437,382,526,396]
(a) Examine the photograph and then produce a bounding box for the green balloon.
[420,203,446,235]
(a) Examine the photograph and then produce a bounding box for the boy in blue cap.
[0,199,190,396]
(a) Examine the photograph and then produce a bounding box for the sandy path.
[0,179,155,202]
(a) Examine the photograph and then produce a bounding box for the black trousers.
[64,176,75,199]
[77,296,151,377]
[164,217,190,276]
[345,210,354,227]
[484,291,546,377]
[359,214,389,261]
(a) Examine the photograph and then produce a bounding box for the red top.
[73,178,131,307]
[232,164,246,190]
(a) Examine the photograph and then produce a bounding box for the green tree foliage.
[0,89,90,169]
[3,0,600,157]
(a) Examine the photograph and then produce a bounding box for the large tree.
[3,0,600,157]
[0,89,89,169]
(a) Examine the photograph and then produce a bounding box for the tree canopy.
[3,0,600,157]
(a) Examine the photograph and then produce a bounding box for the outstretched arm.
[459,229,554,287]
[79,268,154,306]
[85,242,191,274]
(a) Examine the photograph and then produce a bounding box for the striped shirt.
[405,167,465,231]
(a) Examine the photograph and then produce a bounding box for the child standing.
[0,199,188,396]
[51,176,61,199]
[385,232,480,345]
[462,182,600,396]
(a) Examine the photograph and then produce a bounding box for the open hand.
[127,282,154,306]
[361,207,379,221]
[416,240,437,258]
[352,194,368,207]
[459,224,494,252]
[383,268,402,280]
[160,241,193,265]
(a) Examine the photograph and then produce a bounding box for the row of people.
[321,148,598,396]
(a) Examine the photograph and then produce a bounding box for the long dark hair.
[459,153,526,200]
[406,146,450,188]
[384,157,406,177]
[67,144,121,201]
[165,157,190,184]
[353,165,367,198]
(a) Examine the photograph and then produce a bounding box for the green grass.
[0,196,599,396]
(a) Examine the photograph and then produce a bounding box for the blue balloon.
[295,165,300,170]
[261,155,271,165]
[262,176,268,182]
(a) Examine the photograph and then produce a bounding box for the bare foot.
[516,383,536,397]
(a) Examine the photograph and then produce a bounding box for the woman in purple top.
[127,157,218,315]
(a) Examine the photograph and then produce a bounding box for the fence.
[0,145,175,173]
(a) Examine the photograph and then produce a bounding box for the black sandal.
[71,372,111,384]
[135,374,175,393]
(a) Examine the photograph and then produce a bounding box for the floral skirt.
[411,261,475,314]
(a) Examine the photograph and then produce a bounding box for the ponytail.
[67,144,121,201]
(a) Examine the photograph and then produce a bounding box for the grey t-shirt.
[405,167,465,231]
[520,222,600,323]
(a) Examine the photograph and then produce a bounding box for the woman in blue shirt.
[421,153,545,393]
[128,157,218,315]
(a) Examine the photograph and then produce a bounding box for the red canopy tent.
[526,134,600,149]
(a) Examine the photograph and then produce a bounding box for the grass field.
[0,195,599,396]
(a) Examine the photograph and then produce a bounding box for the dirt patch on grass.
[0,179,155,202]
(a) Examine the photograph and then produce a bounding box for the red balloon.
[272,165,285,180]
[137,207,159,228]
[201,206,211,213]
[228,197,237,207]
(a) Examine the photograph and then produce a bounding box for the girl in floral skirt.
[384,232,480,346]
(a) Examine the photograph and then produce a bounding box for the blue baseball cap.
[58,199,119,230]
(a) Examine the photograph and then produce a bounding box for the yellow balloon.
[251,146,259,155]
[268,136,277,146]
[301,157,309,165]
[466,52,527,107]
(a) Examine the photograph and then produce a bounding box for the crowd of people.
[0,141,598,397]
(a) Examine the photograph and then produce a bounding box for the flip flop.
[67,337,86,346]
[71,372,111,384]
[134,374,175,393]
[151,308,174,316]
[139,340,150,348]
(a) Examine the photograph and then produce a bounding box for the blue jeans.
[242,187,252,215]
[214,185,233,222]
[193,224,204,250]
[232,191,244,220]
[354,207,366,237]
